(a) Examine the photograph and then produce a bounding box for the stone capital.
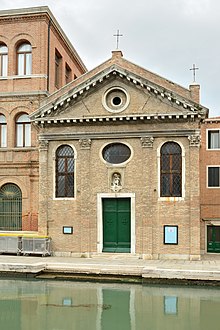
[39,140,49,150]
[188,134,201,147]
[79,138,92,149]
[140,136,154,148]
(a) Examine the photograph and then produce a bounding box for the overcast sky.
[0,0,219,116]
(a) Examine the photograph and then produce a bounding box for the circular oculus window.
[102,87,130,113]
[111,96,122,106]
[102,143,131,164]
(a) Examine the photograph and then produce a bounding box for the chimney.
[189,83,200,104]
[111,50,123,59]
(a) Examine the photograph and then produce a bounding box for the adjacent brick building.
[200,117,220,254]
[0,6,86,233]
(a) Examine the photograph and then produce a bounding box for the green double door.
[207,226,220,253]
[103,198,131,253]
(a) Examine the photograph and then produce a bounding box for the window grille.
[102,143,131,164]
[0,184,22,231]
[56,145,74,198]
[160,142,182,197]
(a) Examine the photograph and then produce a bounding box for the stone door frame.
[97,193,135,253]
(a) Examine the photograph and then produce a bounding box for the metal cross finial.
[113,29,123,49]
[190,64,199,83]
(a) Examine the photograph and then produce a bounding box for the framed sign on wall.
[63,226,73,234]
[164,225,178,245]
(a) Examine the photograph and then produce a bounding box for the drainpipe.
[47,19,51,92]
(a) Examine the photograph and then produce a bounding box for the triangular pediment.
[30,53,208,125]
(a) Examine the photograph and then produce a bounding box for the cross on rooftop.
[113,29,123,49]
[190,64,199,83]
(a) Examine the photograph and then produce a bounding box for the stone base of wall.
[157,253,201,261]
[189,254,201,261]
[142,253,201,260]
[52,251,201,260]
[52,252,86,258]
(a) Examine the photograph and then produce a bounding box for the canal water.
[0,279,220,330]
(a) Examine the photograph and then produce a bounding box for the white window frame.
[17,43,32,76]
[0,115,7,147]
[52,143,77,200]
[207,165,220,188]
[100,141,134,166]
[157,140,185,201]
[16,114,31,147]
[206,129,220,150]
[0,45,8,77]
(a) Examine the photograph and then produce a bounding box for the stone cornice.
[30,66,208,122]
[38,129,200,141]
[34,112,202,126]
[0,91,49,98]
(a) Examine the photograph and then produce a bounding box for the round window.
[102,143,131,164]
[112,96,122,106]
[102,87,130,113]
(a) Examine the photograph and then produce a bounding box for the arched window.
[56,145,75,198]
[0,115,7,147]
[17,43,32,75]
[0,183,22,231]
[0,44,8,76]
[16,113,31,147]
[160,142,182,197]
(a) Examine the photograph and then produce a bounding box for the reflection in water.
[0,279,220,329]
[164,296,178,315]
[101,289,131,330]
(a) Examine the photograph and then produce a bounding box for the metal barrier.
[0,234,51,256]
[21,237,51,257]
[0,235,21,255]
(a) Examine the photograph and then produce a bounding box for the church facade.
[31,50,208,260]
[2,6,218,260]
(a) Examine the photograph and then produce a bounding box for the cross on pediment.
[190,64,199,83]
[113,29,123,49]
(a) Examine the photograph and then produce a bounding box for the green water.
[0,279,220,330]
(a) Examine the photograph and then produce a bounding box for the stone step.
[142,267,220,281]
[90,253,140,260]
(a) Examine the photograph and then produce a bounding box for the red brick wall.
[0,8,86,233]
[200,120,220,252]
